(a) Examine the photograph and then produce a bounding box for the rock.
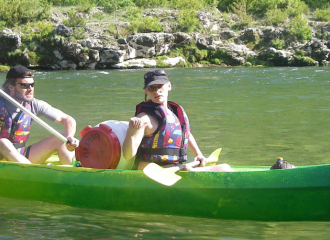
[239,28,263,42]
[220,29,237,40]
[161,56,186,66]
[0,28,21,49]
[55,24,73,37]
[112,58,157,69]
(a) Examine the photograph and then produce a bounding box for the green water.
[22,67,330,166]
[1,67,330,239]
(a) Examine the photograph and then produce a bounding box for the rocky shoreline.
[0,8,329,70]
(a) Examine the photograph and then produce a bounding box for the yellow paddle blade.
[206,148,222,164]
[143,163,181,186]
[143,148,222,186]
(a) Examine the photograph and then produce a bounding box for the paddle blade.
[143,163,181,186]
[206,148,222,164]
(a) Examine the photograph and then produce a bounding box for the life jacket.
[135,100,190,164]
[0,98,32,154]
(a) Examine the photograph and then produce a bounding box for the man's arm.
[54,111,78,151]
[32,99,78,150]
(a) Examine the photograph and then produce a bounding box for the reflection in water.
[1,197,330,239]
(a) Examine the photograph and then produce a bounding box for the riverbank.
[0,4,329,70]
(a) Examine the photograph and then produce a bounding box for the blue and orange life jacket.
[0,98,32,154]
[135,100,190,164]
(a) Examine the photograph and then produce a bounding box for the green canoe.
[1,159,329,222]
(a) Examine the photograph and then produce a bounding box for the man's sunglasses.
[144,69,167,80]
[16,82,35,89]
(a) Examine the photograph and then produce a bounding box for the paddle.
[0,89,68,143]
[143,148,222,186]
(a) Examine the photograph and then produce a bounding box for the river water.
[1,67,330,239]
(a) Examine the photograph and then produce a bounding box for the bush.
[0,0,50,27]
[270,39,286,49]
[76,0,95,13]
[99,0,135,13]
[217,0,237,11]
[128,16,163,33]
[21,21,54,42]
[264,9,288,26]
[315,8,330,22]
[210,58,221,64]
[285,15,312,42]
[301,0,329,9]
[285,0,309,17]
[62,8,86,27]
[289,56,318,66]
[175,10,201,33]
[230,0,253,29]
[156,61,170,68]
[249,0,308,17]
[243,61,252,66]
[169,0,203,10]
[194,49,208,61]
[135,0,168,8]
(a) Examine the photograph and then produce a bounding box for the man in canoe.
[123,69,234,172]
[0,65,79,164]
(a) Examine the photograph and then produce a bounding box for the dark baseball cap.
[143,69,169,89]
[6,65,34,79]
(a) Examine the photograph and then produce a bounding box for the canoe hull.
[1,162,330,221]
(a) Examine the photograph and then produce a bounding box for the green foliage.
[210,58,221,64]
[156,55,168,60]
[63,8,86,27]
[269,39,286,50]
[0,21,6,30]
[72,27,86,39]
[123,7,143,21]
[175,10,201,33]
[98,0,135,13]
[21,21,54,42]
[0,0,50,27]
[0,65,10,72]
[301,0,329,9]
[249,0,308,17]
[128,16,163,33]
[135,0,168,8]
[156,61,170,68]
[195,49,209,61]
[264,9,288,26]
[284,0,309,17]
[108,23,131,38]
[76,0,95,13]
[169,0,203,10]
[209,48,239,65]
[175,60,191,67]
[289,56,318,66]
[315,8,330,22]
[217,0,239,11]
[285,15,312,42]
[243,61,252,66]
[230,0,253,29]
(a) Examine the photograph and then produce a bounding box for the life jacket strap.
[138,147,187,157]
[13,142,26,149]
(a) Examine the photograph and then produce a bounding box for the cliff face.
[0,8,329,70]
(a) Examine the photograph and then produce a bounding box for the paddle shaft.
[177,161,200,171]
[0,89,68,143]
